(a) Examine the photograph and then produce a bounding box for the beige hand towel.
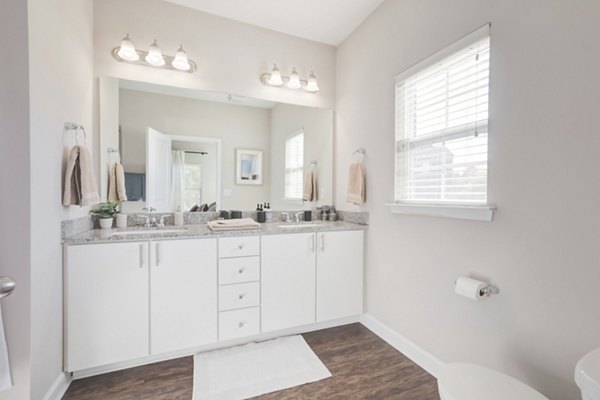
[207,218,260,231]
[303,170,318,202]
[63,145,100,206]
[108,163,128,202]
[346,163,365,205]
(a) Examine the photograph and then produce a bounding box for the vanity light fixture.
[112,34,197,73]
[260,64,320,93]
[145,40,165,66]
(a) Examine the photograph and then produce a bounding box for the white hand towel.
[303,170,318,202]
[346,163,365,205]
[0,305,12,392]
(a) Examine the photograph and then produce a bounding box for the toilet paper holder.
[479,285,500,297]
[454,277,500,298]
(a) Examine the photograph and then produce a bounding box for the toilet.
[575,347,600,400]
[437,363,549,400]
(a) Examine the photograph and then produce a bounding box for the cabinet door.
[66,242,149,371]
[316,230,364,322]
[261,233,316,332]
[150,238,217,354]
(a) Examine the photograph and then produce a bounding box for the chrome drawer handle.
[238,293,245,300]
[238,321,245,328]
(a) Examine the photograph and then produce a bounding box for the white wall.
[270,104,333,210]
[94,0,336,110]
[28,0,95,398]
[0,0,32,398]
[119,89,271,210]
[336,1,600,399]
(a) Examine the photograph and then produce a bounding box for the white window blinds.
[395,26,490,205]
[285,131,304,199]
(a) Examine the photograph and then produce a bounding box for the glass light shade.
[305,71,319,92]
[287,67,302,89]
[267,64,284,86]
[172,45,191,71]
[117,34,139,61]
[145,40,165,66]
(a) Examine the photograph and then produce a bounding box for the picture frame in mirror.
[235,149,263,185]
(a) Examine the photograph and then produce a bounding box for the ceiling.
[164,0,385,46]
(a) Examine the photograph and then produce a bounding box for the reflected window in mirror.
[183,163,202,210]
[285,130,304,200]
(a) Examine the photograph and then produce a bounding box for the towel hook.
[65,122,87,146]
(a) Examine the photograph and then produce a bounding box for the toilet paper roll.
[455,277,487,301]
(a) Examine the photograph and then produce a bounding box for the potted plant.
[90,201,121,229]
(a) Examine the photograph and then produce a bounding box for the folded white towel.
[207,218,260,231]
[0,305,12,392]
[63,145,100,206]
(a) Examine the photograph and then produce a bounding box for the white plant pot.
[99,217,114,229]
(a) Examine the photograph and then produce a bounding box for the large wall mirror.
[98,77,333,213]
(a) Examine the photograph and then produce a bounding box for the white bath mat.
[192,335,331,400]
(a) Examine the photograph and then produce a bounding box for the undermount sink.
[277,223,325,229]
[110,228,188,237]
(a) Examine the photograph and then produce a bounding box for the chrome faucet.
[281,212,292,222]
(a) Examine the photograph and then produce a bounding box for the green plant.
[90,201,121,219]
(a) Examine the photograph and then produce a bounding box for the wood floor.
[63,323,440,400]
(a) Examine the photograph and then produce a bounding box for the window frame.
[388,24,495,221]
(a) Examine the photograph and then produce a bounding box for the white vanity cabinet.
[149,239,217,354]
[261,233,317,332]
[261,230,364,333]
[65,238,218,372]
[65,242,150,372]
[316,230,364,322]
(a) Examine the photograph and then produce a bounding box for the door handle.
[319,234,325,252]
[155,242,161,266]
[139,244,146,268]
[0,277,16,300]
[310,235,315,252]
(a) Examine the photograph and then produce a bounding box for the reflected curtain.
[171,150,186,212]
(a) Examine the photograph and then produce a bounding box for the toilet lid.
[438,363,549,400]
[575,347,600,399]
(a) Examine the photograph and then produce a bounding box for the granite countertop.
[63,221,367,245]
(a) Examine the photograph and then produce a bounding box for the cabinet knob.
[238,321,245,328]
[238,268,245,274]
[238,243,245,250]
[238,293,245,300]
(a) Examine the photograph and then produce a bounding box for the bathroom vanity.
[63,222,364,376]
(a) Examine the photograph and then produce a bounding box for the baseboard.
[42,372,72,400]
[360,313,444,378]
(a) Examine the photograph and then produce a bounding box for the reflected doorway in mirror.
[236,149,263,185]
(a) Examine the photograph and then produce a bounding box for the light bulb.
[117,34,139,61]
[145,40,165,66]
[267,64,284,86]
[287,67,302,89]
[305,71,319,92]
[171,45,191,71]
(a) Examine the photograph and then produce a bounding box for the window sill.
[385,203,496,222]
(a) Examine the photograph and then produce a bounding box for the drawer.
[219,236,260,258]
[219,307,260,341]
[219,256,260,285]
[219,282,260,311]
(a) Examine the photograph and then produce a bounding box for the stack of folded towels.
[207,218,261,231]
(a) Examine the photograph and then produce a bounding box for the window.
[395,27,490,206]
[285,130,304,199]
[183,163,202,209]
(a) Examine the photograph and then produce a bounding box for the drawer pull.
[238,321,245,328]
[238,243,245,249]
[238,268,245,274]
[238,293,245,300]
